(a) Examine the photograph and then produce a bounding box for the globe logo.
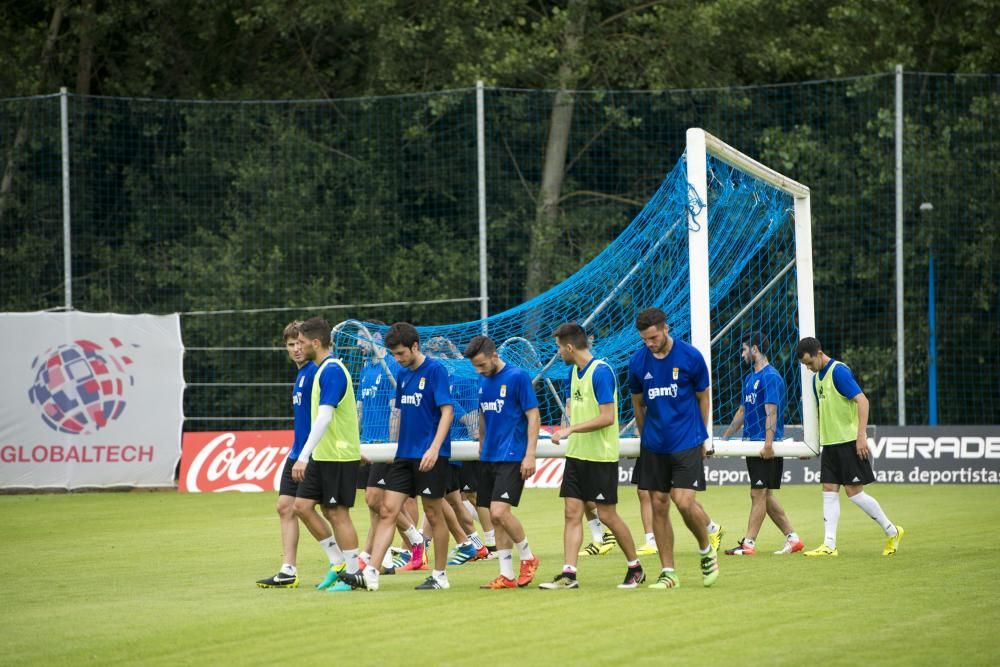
[27,338,137,435]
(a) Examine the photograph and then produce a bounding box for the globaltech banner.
[0,312,185,489]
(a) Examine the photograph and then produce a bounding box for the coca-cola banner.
[0,312,184,489]
[179,431,292,492]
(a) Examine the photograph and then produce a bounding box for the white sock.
[498,549,515,579]
[706,520,719,534]
[563,564,577,574]
[588,518,604,543]
[358,551,370,564]
[343,548,360,574]
[698,544,711,556]
[484,529,496,548]
[849,492,896,536]
[319,535,345,566]
[364,565,379,586]
[432,569,448,581]
[644,532,655,545]
[516,538,534,561]
[463,499,478,522]
[280,563,296,575]
[823,491,840,549]
[744,537,756,547]
[469,531,484,549]
[627,559,640,568]
[404,525,424,547]
[786,532,800,542]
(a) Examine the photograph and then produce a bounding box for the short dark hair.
[795,337,822,359]
[553,322,589,349]
[385,321,420,349]
[299,317,331,345]
[635,308,667,331]
[282,320,303,342]
[463,335,496,359]
[743,331,768,355]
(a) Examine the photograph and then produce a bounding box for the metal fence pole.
[476,81,488,332]
[894,65,905,425]
[60,86,73,310]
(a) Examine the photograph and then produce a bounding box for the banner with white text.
[0,312,184,489]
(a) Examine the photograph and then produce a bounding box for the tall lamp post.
[919,202,938,425]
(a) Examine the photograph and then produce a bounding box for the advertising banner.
[179,431,293,492]
[0,312,184,489]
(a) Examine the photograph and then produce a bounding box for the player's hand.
[419,448,438,472]
[521,454,536,480]
[703,441,714,457]
[760,445,775,460]
[292,460,307,482]
[551,428,570,445]
[360,454,372,465]
[856,435,869,460]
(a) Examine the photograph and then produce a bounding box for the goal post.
[686,128,818,457]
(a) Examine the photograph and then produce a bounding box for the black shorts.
[477,461,525,508]
[560,458,619,504]
[746,456,784,489]
[820,442,876,486]
[636,446,706,492]
[366,462,390,489]
[630,453,643,487]
[459,460,480,494]
[357,463,371,490]
[446,462,463,494]
[385,457,451,499]
[296,460,360,507]
[278,457,300,497]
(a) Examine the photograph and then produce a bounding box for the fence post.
[60,86,73,311]
[894,65,905,425]
[476,80,488,332]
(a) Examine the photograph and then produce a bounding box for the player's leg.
[845,482,903,555]
[666,447,717,587]
[649,490,675,569]
[580,500,615,555]
[256,455,302,588]
[636,488,658,555]
[486,462,537,588]
[413,457,452,589]
[727,457,768,555]
[806,444,847,556]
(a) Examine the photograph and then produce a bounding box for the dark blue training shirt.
[290,362,318,460]
[741,363,786,440]
[395,356,453,459]
[628,338,710,453]
[479,363,539,462]
[359,355,401,443]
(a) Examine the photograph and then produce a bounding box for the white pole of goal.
[60,86,73,311]
[686,128,713,440]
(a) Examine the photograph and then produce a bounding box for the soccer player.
[290,317,363,592]
[463,335,542,589]
[256,321,319,588]
[539,322,644,590]
[355,329,427,573]
[795,337,904,556]
[629,307,719,589]
[720,332,804,556]
[340,321,455,591]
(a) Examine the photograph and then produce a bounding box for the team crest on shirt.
[419,377,426,390]
[672,367,679,380]
[500,384,507,397]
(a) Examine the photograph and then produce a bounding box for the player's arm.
[552,402,614,445]
[696,388,712,454]
[420,403,454,472]
[721,405,745,439]
[293,405,333,481]
[630,393,646,435]
[852,392,870,460]
[477,409,486,459]
[760,404,777,459]
[522,407,540,479]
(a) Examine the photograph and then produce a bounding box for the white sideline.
[358,437,818,462]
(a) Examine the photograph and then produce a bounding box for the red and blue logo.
[27,338,137,434]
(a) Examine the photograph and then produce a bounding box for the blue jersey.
[395,356,453,459]
[628,339,709,453]
[479,364,539,462]
[741,364,786,440]
[315,356,348,407]
[358,356,401,443]
[813,359,862,401]
[290,362,318,460]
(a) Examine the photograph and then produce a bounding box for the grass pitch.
[2,484,997,666]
